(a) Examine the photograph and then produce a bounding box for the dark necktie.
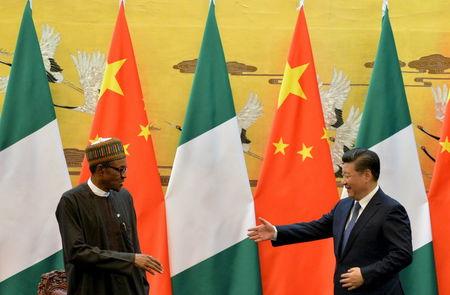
[341,201,361,255]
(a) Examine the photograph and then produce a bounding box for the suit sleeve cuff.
[271,225,278,241]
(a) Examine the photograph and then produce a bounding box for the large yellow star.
[273,138,289,155]
[439,136,450,153]
[297,144,313,161]
[99,59,127,97]
[278,62,309,108]
[138,124,151,141]
[123,144,130,156]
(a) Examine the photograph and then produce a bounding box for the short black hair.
[342,148,380,181]
[89,163,100,174]
[88,162,110,174]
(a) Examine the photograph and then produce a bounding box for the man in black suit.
[248,148,412,295]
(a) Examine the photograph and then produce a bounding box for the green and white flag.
[165,2,261,294]
[0,1,71,294]
[356,5,437,295]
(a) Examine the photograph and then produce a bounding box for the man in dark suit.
[248,148,412,294]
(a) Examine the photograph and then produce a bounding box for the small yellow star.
[123,144,130,156]
[321,128,332,144]
[278,62,309,108]
[439,136,450,153]
[99,59,127,97]
[297,144,313,161]
[89,135,104,144]
[273,138,289,155]
[138,124,151,141]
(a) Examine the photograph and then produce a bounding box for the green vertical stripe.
[0,0,56,151]
[356,9,438,295]
[179,2,236,146]
[400,242,438,295]
[0,251,63,295]
[356,9,411,149]
[172,239,262,295]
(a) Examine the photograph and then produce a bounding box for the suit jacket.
[272,188,412,295]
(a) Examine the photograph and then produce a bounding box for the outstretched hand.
[134,254,163,275]
[247,217,276,242]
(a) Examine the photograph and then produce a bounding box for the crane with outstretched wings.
[431,84,448,122]
[330,106,362,173]
[319,68,351,128]
[0,76,8,93]
[237,92,263,153]
[0,24,63,92]
[416,84,449,163]
[70,51,106,114]
[39,24,64,83]
[319,68,361,175]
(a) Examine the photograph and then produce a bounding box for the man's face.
[342,162,371,200]
[99,158,127,192]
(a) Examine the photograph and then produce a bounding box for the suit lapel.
[335,199,354,258]
[341,189,383,258]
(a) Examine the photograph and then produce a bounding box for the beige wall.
[1,0,448,189]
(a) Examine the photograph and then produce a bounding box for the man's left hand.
[339,267,364,290]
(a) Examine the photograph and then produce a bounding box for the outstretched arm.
[271,210,334,246]
[248,209,334,246]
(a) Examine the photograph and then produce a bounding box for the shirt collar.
[357,184,379,210]
[88,178,110,197]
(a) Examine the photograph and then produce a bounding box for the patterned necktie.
[341,201,361,255]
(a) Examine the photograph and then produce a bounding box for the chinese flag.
[254,5,338,295]
[428,99,450,295]
[79,2,172,294]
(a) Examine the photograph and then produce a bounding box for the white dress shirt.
[344,185,379,229]
[87,178,110,197]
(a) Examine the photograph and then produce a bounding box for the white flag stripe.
[0,120,71,281]
[371,125,432,251]
[166,117,255,276]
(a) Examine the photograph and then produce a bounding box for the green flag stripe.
[171,239,261,295]
[356,10,411,149]
[0,251,63,295]
[400,242,438,295]
[0,1,56,151]
[356,8,437,295]
[179,3,236,146]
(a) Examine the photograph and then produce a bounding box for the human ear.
[96,164,105,175]
[364,169,372,182]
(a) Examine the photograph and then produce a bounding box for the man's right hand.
[247,217,276,242]
[134,254,163,275]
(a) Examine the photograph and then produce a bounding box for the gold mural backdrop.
[1,0,449,190]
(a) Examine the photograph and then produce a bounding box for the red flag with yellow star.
[79,2,172,294]
[428,99,450,295]
[254,5,338,294]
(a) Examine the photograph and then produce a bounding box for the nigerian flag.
[0,1,71,294]
[165,2,261,294]
[356,5,437,295]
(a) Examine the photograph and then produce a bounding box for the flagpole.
[29,0,32,9]
[297,0,304,10]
